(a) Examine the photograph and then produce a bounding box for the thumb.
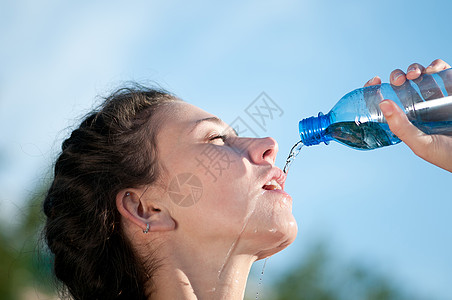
[379,100,432,155]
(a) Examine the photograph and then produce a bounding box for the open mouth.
[262,179,283,190]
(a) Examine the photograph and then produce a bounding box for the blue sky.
[1,0,452,298]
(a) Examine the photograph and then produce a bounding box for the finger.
[437,63,452,95]
[379,100,431,155]
[405,62,443,100]
[390,69,407,86]
[364,76,381,87]
[406,63,425,80]
[413,73,444,100]
[425,59,451,74]
[380,99,452,172]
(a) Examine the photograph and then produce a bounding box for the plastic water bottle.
[299,68,452,150]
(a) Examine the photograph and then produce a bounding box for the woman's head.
[43,86,297,299]
[43,85,178,299]
[136,101,297,259]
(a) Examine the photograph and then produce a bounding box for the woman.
[43,59,452,300]
[44,85,297,299]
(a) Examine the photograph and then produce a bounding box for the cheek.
[202,177,256,223]
[196,151,253,207]
[196,175,260,237]
[169,147,261,233]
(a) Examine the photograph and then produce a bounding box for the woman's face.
[155,101,297,258]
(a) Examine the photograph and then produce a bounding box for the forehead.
[160,101,217,130]
[155,101,222,173]
[155,101,217,148]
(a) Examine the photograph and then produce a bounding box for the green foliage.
[261,243,422,300]
[0,182,56,300]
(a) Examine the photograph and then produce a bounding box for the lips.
[262,179,282,190]
[261,168,286,191]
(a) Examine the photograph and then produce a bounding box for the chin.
[253,217,298,260]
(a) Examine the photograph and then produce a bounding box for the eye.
[207,133,228,144]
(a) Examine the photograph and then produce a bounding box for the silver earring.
[143,223,150,234]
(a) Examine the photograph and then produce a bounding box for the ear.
[116,189,176,233]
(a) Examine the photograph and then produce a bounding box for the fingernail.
[379,100,394,117]
[407,66,416,73]
[393,72,403,81]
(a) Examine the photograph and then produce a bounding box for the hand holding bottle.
[365,59,452,173]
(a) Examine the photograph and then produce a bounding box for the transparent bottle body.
[299,68,452,150]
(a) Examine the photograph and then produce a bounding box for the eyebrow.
[189,116,239,136]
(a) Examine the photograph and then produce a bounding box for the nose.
[246,137,279,165]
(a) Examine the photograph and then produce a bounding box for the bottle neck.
[299,112,331,146]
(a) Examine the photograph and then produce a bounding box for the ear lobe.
[116,189,176,233]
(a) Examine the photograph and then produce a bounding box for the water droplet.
[283,140,303,174]
[256,257,269,300]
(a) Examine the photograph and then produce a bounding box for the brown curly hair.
[43,85,178,299]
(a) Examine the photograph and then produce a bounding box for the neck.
[146,240,257,300]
